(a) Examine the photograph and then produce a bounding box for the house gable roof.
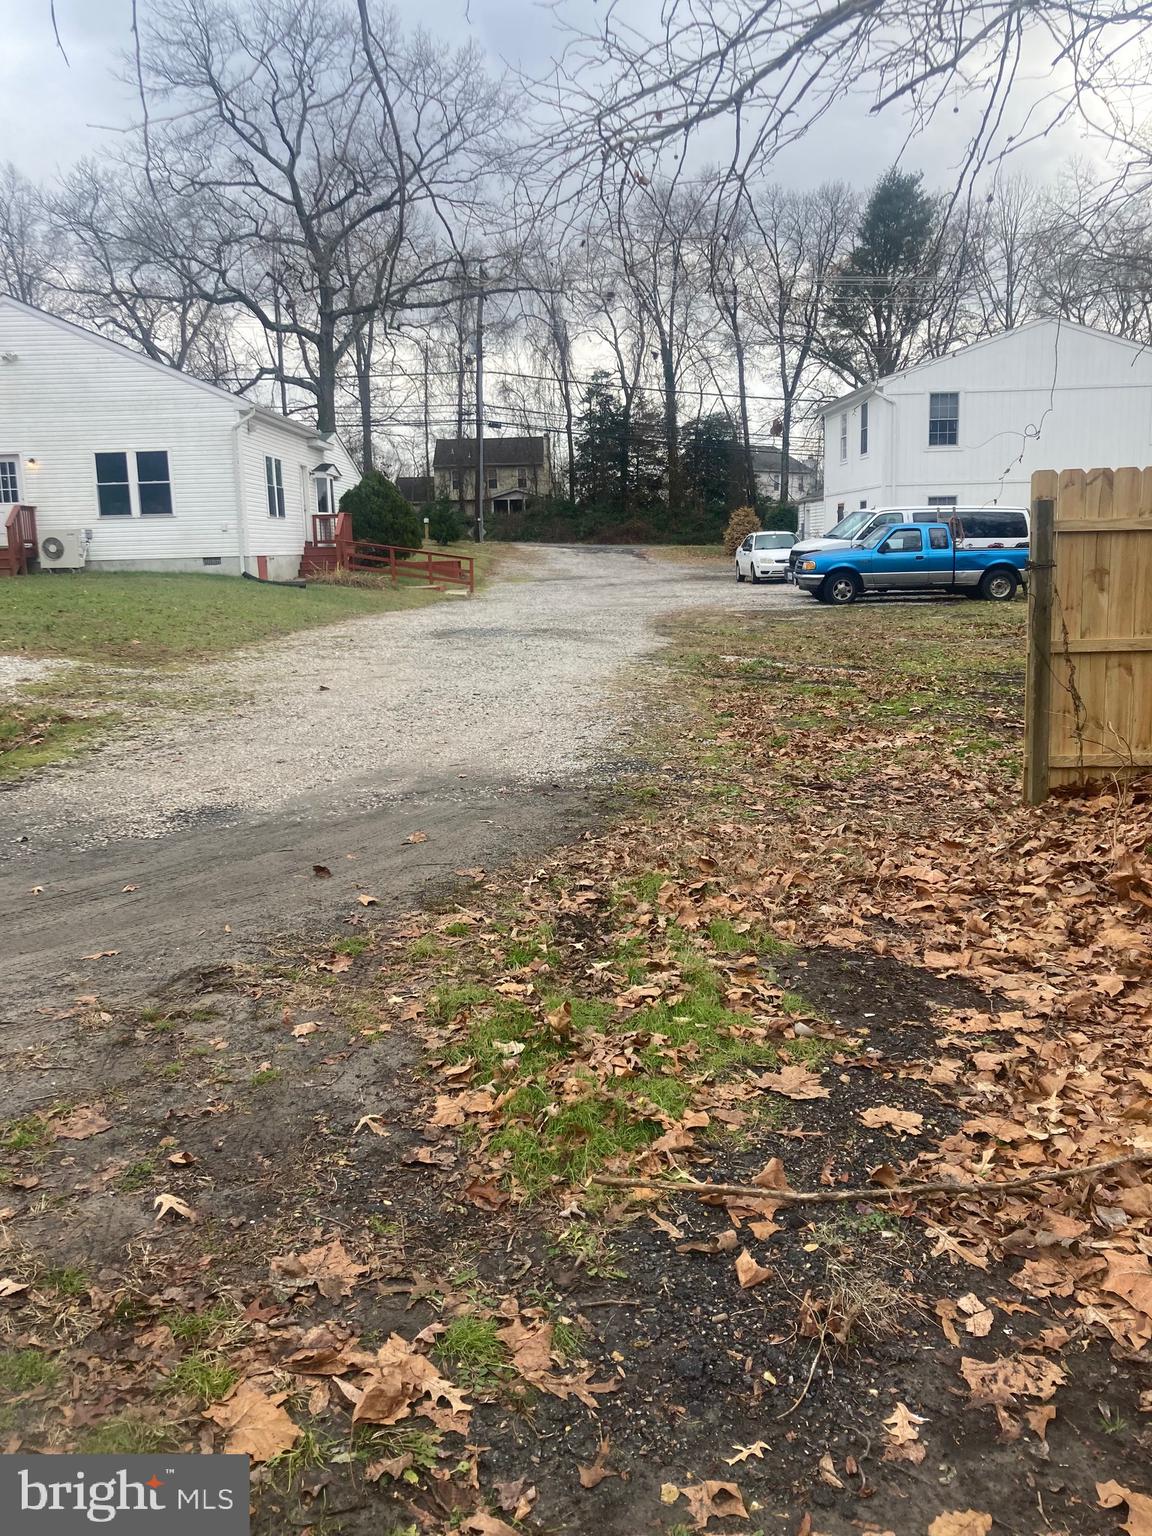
[434,436,546,469]
[0,293,343,451]
[818,316,1152,417]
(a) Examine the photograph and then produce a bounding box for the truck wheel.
[979,568,1018,602]
[824,572,861,606]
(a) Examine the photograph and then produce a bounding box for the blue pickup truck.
[792,521,1029,605]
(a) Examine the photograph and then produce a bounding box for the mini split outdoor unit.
[39,531,89,570]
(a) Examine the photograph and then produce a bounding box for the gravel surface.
[0,546,802,1009]
[0,655,71,691]
[1,545,797,849]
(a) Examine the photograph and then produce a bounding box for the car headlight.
[800,560,818,571]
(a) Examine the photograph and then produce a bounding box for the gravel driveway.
[0,546,798,1007]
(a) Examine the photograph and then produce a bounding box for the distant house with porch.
[396,475,434,509]
[433,436,552,526]
[0,294,358,581]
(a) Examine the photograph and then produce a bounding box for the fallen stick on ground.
[591,1151,1152,1206]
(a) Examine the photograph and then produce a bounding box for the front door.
[0,457,20,509]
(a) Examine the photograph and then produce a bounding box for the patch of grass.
[80,1416,178,1455]
[162,1302,237,1345]
[333,936,372,958]
[0,572,452,668]
[267,1425,332,1486]
[0,1349,61,1393]
[0,706,112,782]
[40,1265,89,1298]
[780,1035,837,1066]
[0,1115,51,1153]
[434,1317,509,1390]
[164,1352,239,1405]
[352,1426,440,1479]
[249,1067,282,1088]
[118,1159,156,1192]
[407,936,443,960]
[442,922,473,939]
[430,983,492,1024]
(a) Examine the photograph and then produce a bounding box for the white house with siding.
[0,296,359,581]
[815,318,1152,534]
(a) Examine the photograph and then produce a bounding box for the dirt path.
[0,546,794,1009]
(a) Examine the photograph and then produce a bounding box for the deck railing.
[330,511,474,594]
[3,505,38,574]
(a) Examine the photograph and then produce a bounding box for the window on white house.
[0,459,18,503]
[487,472,497,490]
[928,392,959,446]
[859,402,869,455]
[928,495,958,506]
[451,472,461,492]
[859,500,868,509]
[136,451,172,516]
[95,453,132,517]
[517,469,528,489]
[839,413,848,461]
[265,455,286,518]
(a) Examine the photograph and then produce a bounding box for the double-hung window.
[95,453,132,517]
[839,412,848,462]
[928,392,959,446]
[265,455,286,518]
[95,451,174,517]
[136,452,173,516]
[859,402,869,455]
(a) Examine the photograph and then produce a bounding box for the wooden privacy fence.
[1024,467,1152,803]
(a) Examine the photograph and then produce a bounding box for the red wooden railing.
[2,505,38,575]
[329,510,474,595]
[312,512,338,546]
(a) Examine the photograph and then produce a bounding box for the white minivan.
[787,505,1029,579]
[735,530,796,583]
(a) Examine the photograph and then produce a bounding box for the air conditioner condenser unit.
[40,532,89,570]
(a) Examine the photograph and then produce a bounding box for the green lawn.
[0,571,448,666]
[0,550,497,779]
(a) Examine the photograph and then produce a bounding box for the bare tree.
[743,180,855,504]
[0,164,53,307]
[969,173,1045,334]
[130,0,502,454]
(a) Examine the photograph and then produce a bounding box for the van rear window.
[959,512,1028,539]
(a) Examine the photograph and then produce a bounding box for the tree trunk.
[662,349,679,513]
[779,398,792,508]
[734,335,755,506]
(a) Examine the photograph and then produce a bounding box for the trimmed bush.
[339,471,421,550]
[722,505,761,557]
[428,497,466,545]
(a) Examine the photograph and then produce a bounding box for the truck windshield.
[825,510,874,539]
[858,525,897,548]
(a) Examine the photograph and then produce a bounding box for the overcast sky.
[1,0,1112,192]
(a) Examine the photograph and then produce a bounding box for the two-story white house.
[751,446,819,502]
[0,295,359,581]
[816,318,1152,534]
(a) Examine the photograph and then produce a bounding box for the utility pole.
[474,265,487,542]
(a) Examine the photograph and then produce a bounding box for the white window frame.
[0,456,21,505]
[265,455,286,519]
[839,413,848,462]
[928,392,960,447]
[859,401,869,456]
[94,450,174,518]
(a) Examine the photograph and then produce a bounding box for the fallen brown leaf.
[153,1192,196,1222]
[1098,1480,1152,1536]
[205,1381,299,1462]
[858,1105,923,1134]
[678,1479,748,1529]
[734,1249,773,1289]
[51,1106,111,1141]
[269,1237,367,1300]
[927,1513,992,1536]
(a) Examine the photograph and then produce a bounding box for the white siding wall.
[820,321,1152,519]
[0,301,361,579]
[0,303,242,570]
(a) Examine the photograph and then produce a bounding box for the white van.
[788,505,1029,578]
